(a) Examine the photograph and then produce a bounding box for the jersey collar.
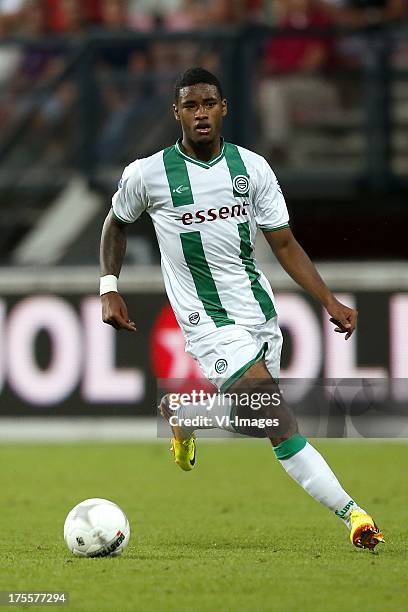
[174,138,225,169]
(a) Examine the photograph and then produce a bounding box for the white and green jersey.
[112,139,289,339]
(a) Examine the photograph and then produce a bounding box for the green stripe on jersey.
[163,146,194,207]
[180,231,235,328]
[260,224,290,232]
[238,221,276,321]
[224,142,250,197]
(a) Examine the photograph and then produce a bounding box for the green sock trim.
[274,434,307,460]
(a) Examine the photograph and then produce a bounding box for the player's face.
[173,84,227,145]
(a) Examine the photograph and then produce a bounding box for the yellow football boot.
[170,434,197,472]
[349,509,385,550]
[159,394,197,472]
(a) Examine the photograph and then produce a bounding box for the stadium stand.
[0,0,407,264]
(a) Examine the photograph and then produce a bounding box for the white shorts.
[185,316,283,391]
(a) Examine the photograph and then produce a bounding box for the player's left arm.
[263,227,357,339]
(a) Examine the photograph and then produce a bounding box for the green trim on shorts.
[273,433,307,460]
[219,342,268,393]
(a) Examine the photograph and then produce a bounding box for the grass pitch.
[0,440,407,611]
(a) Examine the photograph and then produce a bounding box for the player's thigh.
[186,325,261,390]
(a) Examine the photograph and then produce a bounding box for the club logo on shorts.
[215,359,228,374]
[189,312,200,325]
[233,175,249,196]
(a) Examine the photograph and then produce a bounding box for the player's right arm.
[99,160,148,332]
[100,209,137,332]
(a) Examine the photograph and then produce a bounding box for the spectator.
[322,0,406,28]
[7,0,55,91]
[0,1,24,86]
[127,0,179,30]
[246,0,279,25]
[46,0,102,32]
[99,0,129,30]
[165,0,208,30]
[258,0,339,163]
[197,0,246,27]
[320,1,407,71]
[96,0,154,161]
[0,0,63,139]
[0,0,25,36]
[5,0,79,162]
[127,0,245,31]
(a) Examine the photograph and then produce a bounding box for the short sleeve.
[112,160,148,223]
[254,158,289,231]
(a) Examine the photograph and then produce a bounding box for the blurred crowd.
[0,0,407,168]
[0,0,406,36]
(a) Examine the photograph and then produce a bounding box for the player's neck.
[180,136,222,163]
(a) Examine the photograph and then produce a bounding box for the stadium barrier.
[0,264,407,440]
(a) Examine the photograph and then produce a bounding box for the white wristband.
[100,275,118,296]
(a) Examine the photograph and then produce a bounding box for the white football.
[64,498,130,557]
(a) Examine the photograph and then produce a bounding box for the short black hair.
[174,67,223,102]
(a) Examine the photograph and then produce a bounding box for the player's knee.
[232,376,298,441]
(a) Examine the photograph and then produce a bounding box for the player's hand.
[101,292,137,332]
[325,297,357,340]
